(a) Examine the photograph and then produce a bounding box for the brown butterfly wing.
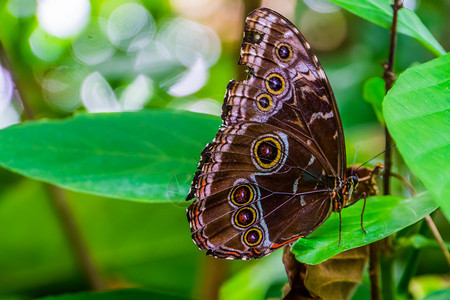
[187,8,346,259]
[187,123,333,259]
[237,7,346,175]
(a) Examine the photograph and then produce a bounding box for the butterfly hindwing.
[187,122,333,259]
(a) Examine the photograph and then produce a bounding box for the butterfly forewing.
[187,7,347,259]
[241,8,346,175]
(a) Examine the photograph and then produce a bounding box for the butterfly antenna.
[351,141,361,176]
[356,144,396,171]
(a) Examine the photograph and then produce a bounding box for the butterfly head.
[343,164,383,207]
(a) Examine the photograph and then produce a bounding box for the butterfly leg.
[338,210,342,247]
[360,193,367,234]
[343,192,368,234]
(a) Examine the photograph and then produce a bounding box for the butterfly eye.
[276,43,293,62]
[266,73,285,95]
[243,228,263,247]
[233,207,257,228]
[230,184,256,206]
[256,94,273,111]
[349,176,359,186]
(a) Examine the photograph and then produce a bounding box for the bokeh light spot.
[0,65,14,113]
[107,3,155,51]
[37,0,91,38]
[42,66,87,113]
[304,0,340,13]
[72,18,115,65]
[119,75,153,111]
[299,9,347,51]
[29,27,65,61]
[158,18,221,67]
[81,72,121,113]
[168,57,208,97]
[167,97,221,116]
[7,0,37,18]
[185,99,221,116]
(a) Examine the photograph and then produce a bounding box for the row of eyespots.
[255,43,293,112]
[228,184,263,247]
[231,43,293,248]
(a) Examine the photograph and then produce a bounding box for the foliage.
[292,193,438,264]
[329,0,445,56]
[384,53,450,220]
[0,110,220,201]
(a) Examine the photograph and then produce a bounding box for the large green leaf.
[383,53,450,220]
[291,193,438,264]
[0,110,220,202]
[329,0,446,57]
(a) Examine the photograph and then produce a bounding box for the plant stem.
[46,185,106,290]
[390,172,450,267]
[397,220,427,294]
[0,43,105,290]
[425,215,450,266]
[380,253,395,300]
[375,1,403,300]
[200,257,228,300]
[282,246,311,299]
[383,0,403,195]
[369,243,380,300]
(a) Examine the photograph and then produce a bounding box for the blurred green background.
[0,0,448,299]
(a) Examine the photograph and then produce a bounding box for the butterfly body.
[186,8,370,260]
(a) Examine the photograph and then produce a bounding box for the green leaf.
[0,110,220,202]
[291,193,438,264]
[38,288,192,300]
[397,234,450,250]
[329,0,446,56]
[363,77,385,124]
[421,289,450,300]
[383,53,450,220]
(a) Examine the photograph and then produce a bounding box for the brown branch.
[383,0,403,196]
[425,215,450,266]
[0,42,105,290]
[390,172,450,267]
[46,185,106,290]
[369,243,380,300]
[372,1,404,300]
[282,246,312,299]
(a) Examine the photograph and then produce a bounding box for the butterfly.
[186,7,379,260]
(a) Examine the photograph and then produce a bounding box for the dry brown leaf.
[283,246,369,300]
